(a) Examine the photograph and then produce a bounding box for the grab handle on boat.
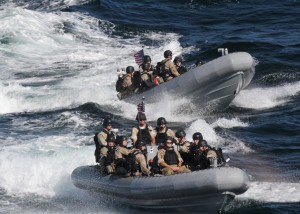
[218,48,229,56]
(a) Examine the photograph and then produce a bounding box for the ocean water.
[0,0,299,213]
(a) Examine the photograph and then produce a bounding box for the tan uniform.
[207,149,217,158]
[177,141,190,153]
[115,146,132,159]
[157,148,190,176]
[140,71,154,88]
[121,74,135,91]
[131,149,151,176]
[163,58,180,81]
[99,147,115,174]
[97,128,113,147]
[176,140,191,167]
[114,146,132,176]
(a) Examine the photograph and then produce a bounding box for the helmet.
[164,136,174,144]
[116,135,127,146]
[143,55,152,63]
[103,118,112,127]
[173,56,182,63]
[106,134,115,143]
[157,117,167,126]
[199,140,208,147]
[142,63,151,70]
[192,132,203,141]
[135,140,146,148]
[136,112,147,121]
[175,129,186,138]
[126,66,134,74]
[164,50,172,58]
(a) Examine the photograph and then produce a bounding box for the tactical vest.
[136,125,151,145]
[177,66,187,75]
[126,150,142,174]
[105,147,116,166]
[155,127,169,145]
[164,149,179,165]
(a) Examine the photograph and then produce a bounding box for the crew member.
[158,136,190,175]
[154,117,177,145]
[175,129,191,167]
[140,63,155,91]
[115,135,132,175]
[160,50,180,81]
[99,135,116,174]
[130,140,152,176]
[189,132,210,170]
[94,117,116,163]
[131,112,155,146]
[173,56,187,75]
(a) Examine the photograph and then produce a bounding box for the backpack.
[125,152,137,174]
[133,71,142,89]
[155,61,164,77]
[115,75,124,92]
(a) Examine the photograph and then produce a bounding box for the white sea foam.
[232,81,300,109]
[0,135,93,196]
[182,118,252,153]
[0,7,189,115]
[237,181,300,203]
[211,117,249,129]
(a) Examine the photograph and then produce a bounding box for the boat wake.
[237,181,300,203]
[232,81,300,110]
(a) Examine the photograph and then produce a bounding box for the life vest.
[136,125,152,145]
[116,75,124,92]
[190,145,210,170]
[105,147,116,166]
[133,71,142,89]
[177,66,187,75]
[155,127,168,145]
[164,149,179,165]
[125,150,142,175]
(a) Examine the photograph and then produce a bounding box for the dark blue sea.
[0,0,299,213]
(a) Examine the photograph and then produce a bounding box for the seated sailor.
[115,135,132,175]
[189,133,225,170]
[157,136,190,176]
[189,132,209,170]
[173,56,187,75]
[94,117,116,163]
[156,50,180,82]
[99,134,116,174]
[139,55,155,73]
[139,63,155,91]
[175,129,191,167]
[128,140,153,176]
[149,142,165,174]
[116,66,136,99]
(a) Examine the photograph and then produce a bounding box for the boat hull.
[71,166,250,212]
